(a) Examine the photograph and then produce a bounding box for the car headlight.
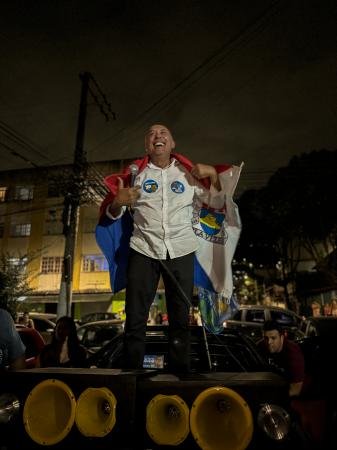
[258,403,290,441]
[0,393,20,424]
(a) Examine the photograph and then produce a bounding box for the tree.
[236,149,337,305]
[0,254,31,319]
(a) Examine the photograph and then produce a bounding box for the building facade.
[0,161,127,318]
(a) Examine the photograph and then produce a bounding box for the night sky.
[1,0,336,192]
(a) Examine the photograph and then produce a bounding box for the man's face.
[145,124,175,160]
[263,330,284,353]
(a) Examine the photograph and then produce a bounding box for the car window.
[82,326,124,348]
[77,327,86,341]
[307,323,318,337]
[232,310,241,320]
[270,310,296,327]
[245,310,264,323]
[300,320,307,333]
[84,329,97,347]
[33,318,53,332]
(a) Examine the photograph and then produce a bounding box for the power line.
[0,141,40,168]
[0,120,52,165]
[89,0,285,155]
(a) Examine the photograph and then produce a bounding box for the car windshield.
[270,310,298,326]
[82,325,124,349]
[88,326,267,373]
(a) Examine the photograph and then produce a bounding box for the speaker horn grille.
[23,379,76,446]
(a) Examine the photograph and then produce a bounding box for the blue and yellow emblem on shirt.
[143,179,158,193]
[171,181,185,193]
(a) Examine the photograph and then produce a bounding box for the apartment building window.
[13,186,34,201]
[0,187,7,202]
[10,223,31,237]
[41,256,63,274]
[0,222,4,238]
[44,208,63,235]
[82,255,108,272]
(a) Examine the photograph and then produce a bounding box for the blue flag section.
[198,289,239,334]
[95,212,133,294]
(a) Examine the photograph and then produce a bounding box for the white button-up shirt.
[108,159,225,260]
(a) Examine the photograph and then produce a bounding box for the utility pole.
[57,72,90,318]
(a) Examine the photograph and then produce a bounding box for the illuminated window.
[0,187,7,202]
[82,255,108,272]
[41,256,63,274]
[10,223,31,237]
[13,186,34,201]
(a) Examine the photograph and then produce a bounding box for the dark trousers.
[123,249,193,372]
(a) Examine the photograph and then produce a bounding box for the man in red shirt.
[258,320,305,397]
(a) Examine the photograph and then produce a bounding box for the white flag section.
[193,163,243,333]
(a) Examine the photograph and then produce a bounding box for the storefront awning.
[25,293,114,304]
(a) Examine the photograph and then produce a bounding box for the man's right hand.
[109,177,141,214]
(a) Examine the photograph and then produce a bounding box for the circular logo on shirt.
[171,181,185,194]
[143,179,158,193]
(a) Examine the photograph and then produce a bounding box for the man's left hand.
[191,164,220,190]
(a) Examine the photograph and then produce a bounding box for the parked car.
[87,325,267,372]
[79,311,121,325]
[15,325,45,368]
[77,319,124,353]
[29,313,56,344]
[224,305,304,342]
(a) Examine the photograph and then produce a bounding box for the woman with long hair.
[38,316,87,368]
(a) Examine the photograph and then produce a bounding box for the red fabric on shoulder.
[99,152,231,218]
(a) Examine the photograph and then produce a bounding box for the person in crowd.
[155,311,163,325]
[0,308,26,370]
[331,298,337,316]
[311,301,321,317]
[258,320,305,397]
[38,316,87,368]
[19,311,35,328]
[100,124,225,372]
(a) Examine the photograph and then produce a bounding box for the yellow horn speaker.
[146,394,190,446]
[190,386,253,450]
[75,387,117,437]
[23,379,76,446]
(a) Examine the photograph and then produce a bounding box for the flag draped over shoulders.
[96,153,242,332]
[193,163,242,333]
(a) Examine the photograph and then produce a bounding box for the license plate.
[143,354,164,369]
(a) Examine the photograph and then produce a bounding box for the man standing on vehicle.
[258,320,305,397]
[100,124,226,372]
[0,308,26,370]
